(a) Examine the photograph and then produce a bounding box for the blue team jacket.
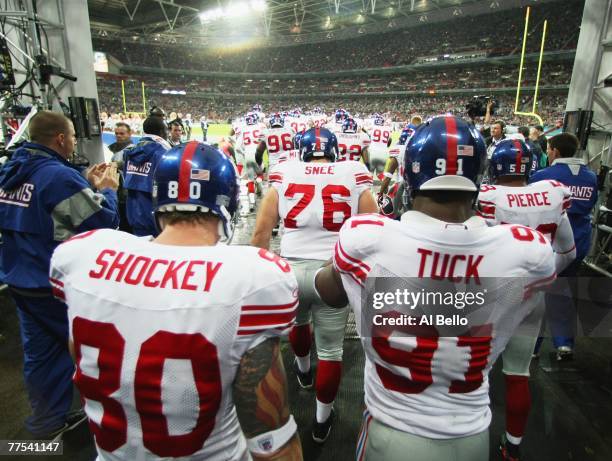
[530,158,598,261]
[0,143,119,289]
[122,136,169,236]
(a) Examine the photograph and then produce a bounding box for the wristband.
[247,415,297,456]
[383,172,393,179]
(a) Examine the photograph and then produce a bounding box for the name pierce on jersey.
[88,248,223,292]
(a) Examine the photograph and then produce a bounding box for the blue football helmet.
[252,104,262,112]
[245,113,258,126]
[489,139,533,181]
[335,109,348,124]
[404,116,486,193]
[342,117,358,134]
[299,127,338,162]
[153,141,240,241]
[293,131,303,149]
[398,124,416,145]
[373,115,385,126]
[269,112,284,128]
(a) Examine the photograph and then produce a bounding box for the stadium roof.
[88,0,559,46]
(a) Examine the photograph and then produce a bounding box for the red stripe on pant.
[247,181,255,194]
[316,360,342,404]
[505,374,531,439]
[288,324,311,357]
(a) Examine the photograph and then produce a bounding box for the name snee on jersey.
[270,160,373,260]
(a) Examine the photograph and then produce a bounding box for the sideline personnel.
[0,110,119,438]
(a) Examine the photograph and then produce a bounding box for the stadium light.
[251,0,268,12]
[199,1,267,23]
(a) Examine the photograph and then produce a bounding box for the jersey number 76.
[284,183,352,231]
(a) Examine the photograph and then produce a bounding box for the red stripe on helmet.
[512,139,523,175]
[315,126,321,153]
[178,141,199,202]
[445,116,458,175]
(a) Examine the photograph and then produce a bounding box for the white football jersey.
[287,116,309,134]
[477,180,575,265]
[336,132,371,162]
[260,126,297,170]
[368,125,393,154]
[309,114,328,129]
[270,161,373,260]
[389,143,406,181]
[329,121,345,135]
[50,230,298,461]
[333,212,555,439]
[235,122,265,160]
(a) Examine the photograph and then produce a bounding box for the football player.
[330,109,349,134]
[251,127,378,444]
[308,107,328,129]
[377,121,418,218]
[367,115,393,175]
[315,116,556,461]
[255,113,298,171]
[287,108,309,134]
[235,113,266,212]
[50,142,303,461]
[477,139,576,461]
[336,117,371,165]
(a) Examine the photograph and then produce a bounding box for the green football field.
[187,124,231,141]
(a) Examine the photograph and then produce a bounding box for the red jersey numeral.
[372,129,390,144]
[322,184,352,231]
[242,130,261,146]
[284,183,315,229]
[338,144,362,161]
[534,223,558,243]
[258,248,291,273]
[479,184,497,193]
[372,319,492,394]
[284,183,352,231]
[510,224,547,244]
[290,122,307,132]
[267,133,293,154]
[73,318,127,452]
[73,318,222,457]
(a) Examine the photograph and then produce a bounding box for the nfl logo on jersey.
[258,437,274,452]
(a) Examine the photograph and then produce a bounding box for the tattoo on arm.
[233,337,290,438]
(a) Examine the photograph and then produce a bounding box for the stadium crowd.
[96,61,571,96]
[92,0,582,73]
[97,92,567,128]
